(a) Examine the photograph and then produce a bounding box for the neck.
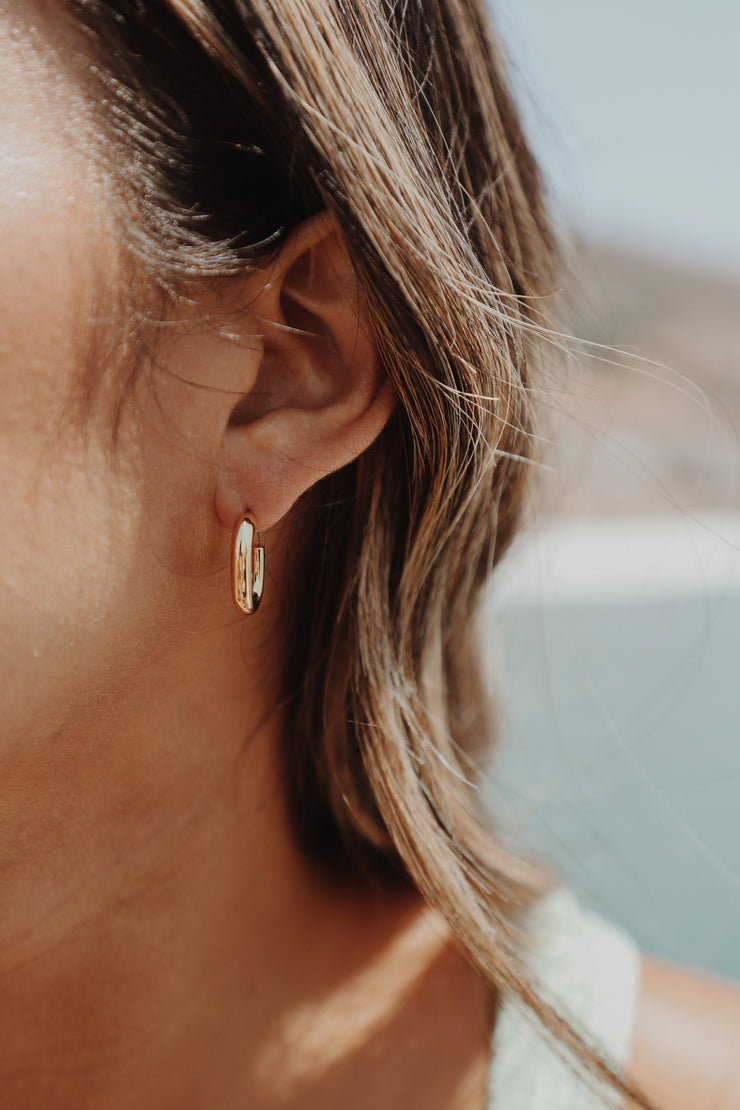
[0,614,423,1108]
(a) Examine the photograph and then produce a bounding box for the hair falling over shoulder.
[63,1,658,1106]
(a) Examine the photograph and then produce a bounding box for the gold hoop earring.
[231,515,265,615]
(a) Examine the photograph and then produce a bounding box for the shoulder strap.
[487,887,641,1109]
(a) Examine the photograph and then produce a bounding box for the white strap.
[487,887,642,1109]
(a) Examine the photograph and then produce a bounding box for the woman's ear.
[213,211,396,532]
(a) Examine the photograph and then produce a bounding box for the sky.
[491,0,740,275]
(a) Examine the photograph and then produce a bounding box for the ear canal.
[231,516,265,615]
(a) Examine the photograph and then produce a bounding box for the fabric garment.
[487,887,642,1109]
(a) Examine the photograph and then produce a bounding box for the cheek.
[0,180,160,743]
[0,266,223,747]
[0,344,220,748]
[0,412,155,741]
[0,22,166,741]
[0,16,228,745]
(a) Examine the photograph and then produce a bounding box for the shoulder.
[628,955,740,1109]
[489,888,740,1110]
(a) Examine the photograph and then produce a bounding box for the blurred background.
[479,0,740,978]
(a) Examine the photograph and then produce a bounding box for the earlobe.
[214,212,396,533]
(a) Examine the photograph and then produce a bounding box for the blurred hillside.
[533,243,740,520]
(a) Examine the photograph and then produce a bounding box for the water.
[480,517,740,979]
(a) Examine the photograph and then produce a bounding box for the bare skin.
[1,4,739,1109]
[629,957,740,1110]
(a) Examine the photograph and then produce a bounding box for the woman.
[1,0,738,1106]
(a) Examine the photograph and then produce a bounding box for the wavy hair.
[63,1,657,1106]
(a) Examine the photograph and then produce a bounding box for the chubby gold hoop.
[231,515,265,615]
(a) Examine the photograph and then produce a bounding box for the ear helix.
[231,515,265,615]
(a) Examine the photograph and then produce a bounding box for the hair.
[62,1,658,1106]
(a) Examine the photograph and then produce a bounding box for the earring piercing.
[231,515,265,615]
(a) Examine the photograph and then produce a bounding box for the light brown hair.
[63,0,657,1105]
